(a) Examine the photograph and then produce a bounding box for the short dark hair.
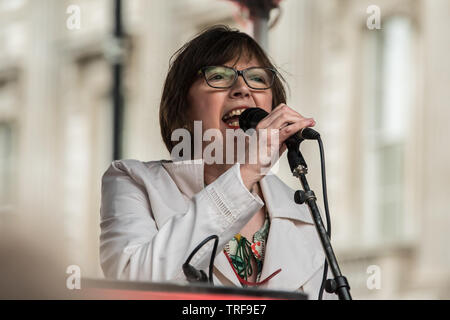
[159,25,288,154]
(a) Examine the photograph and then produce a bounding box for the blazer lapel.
[212,173,325,291]
[257,174,325,291]
[213,251,242,287]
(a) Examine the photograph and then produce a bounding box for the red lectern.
[80,278,307,300]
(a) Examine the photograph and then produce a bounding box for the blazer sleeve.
[99,160,264,282]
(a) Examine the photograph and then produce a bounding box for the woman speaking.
[99,25,335,299]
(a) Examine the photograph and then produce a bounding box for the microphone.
[239,107,320,146]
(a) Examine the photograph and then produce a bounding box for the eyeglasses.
[198,66,276,90]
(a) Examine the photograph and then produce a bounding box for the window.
[361,16,414,245]
[0,122,15,210]
[0,76,19,215]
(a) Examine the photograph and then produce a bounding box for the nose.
[229,74,251,99]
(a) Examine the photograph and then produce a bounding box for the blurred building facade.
[0,0,449,299]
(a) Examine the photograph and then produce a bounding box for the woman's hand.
[239,103,316,191]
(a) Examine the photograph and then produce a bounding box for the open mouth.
[222,107,248,129]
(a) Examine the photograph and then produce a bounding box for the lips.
[222,106,249,129]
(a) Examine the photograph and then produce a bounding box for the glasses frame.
[198,65,277,90]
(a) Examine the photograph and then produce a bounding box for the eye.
[250,76,267,84]
[209,73,224,81]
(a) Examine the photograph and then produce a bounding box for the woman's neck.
[204,162,267,241]
[203,163,233,187]
[204,163,265,202]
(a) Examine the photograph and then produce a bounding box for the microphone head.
[240,107,320,140]
[301,127,320,140]
[239,107,268,131]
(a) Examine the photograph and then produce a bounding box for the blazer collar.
[160,159,205,199]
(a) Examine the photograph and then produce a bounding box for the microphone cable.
[182,235,219,285]
[316,136,332,300]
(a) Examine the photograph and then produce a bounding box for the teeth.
[222,108,247,121]
[227,121,239,127]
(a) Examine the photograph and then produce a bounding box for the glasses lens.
[204,66,236,88]
[244,68,274,89]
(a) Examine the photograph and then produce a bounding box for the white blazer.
[99,159,337,299]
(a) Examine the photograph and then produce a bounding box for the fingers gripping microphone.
[239,107,320,145]
[239,107,319,175]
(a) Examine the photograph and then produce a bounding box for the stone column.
[414,0,450,297]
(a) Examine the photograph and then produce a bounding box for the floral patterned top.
[223,208,270,285]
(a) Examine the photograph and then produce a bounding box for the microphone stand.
[286,139,352,300]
